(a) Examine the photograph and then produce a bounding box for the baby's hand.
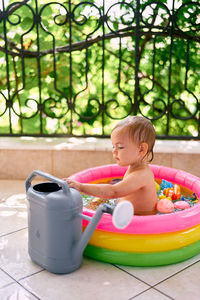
[63,178,82,191]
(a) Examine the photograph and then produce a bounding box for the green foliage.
[0,0,199,137]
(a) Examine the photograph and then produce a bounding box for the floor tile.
[0,282,39,300]
[117,253,200,286]
[0,180,25,201]
[155,260,200,300]
[0,229,43,281]
[0,180,27,236]
[0,197,27,236]
[0,269,14,288]
[132,288,172,299]
[20,258,149,300]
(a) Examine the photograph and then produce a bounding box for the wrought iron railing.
[0,0,199,138]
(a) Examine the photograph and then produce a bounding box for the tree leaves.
[0,0,199,137]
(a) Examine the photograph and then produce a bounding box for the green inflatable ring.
[84,239,200,267]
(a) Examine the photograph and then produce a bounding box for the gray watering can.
[26,170,133,274]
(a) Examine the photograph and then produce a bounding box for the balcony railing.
[0,0,199,138]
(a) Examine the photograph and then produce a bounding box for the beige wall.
[0,138,199,179]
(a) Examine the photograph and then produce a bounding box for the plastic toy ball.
[157,198,174,213]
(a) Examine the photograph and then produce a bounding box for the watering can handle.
[25,170,70,195]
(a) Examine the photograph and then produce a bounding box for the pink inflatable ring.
[70,164,200,234]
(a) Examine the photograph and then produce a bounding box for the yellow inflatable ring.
[84,223,200,253]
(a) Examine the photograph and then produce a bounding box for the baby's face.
[111,127,140,167]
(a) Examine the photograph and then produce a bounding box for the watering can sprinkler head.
[26,170,133,274]
[112,201,134,229]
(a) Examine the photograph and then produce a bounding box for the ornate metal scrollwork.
[0,0,199,138]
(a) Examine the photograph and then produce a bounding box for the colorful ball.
[157,198,174,213]
[174,201,190,210]
[155,182,160,192]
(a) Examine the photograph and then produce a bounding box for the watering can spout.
[73,204,113,263]
[73,201,133,263]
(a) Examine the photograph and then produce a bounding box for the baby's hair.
[112,116,156,162]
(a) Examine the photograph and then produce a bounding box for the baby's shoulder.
[129,165,153,179]
[125,165,147,177]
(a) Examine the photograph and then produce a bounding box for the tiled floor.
[1,180,200,300]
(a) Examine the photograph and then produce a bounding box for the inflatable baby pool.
[70,164,200,266]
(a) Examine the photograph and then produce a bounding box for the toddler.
[65,116,157,215]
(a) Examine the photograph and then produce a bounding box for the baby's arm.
[64,170,145,199]
[65,178,118,198]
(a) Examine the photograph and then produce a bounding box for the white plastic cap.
[112,201,134,229]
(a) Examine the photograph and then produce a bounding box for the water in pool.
[82,178,198,214]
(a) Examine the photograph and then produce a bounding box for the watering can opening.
[33,182,61,193]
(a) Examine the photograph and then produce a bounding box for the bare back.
[119,165,157,215]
